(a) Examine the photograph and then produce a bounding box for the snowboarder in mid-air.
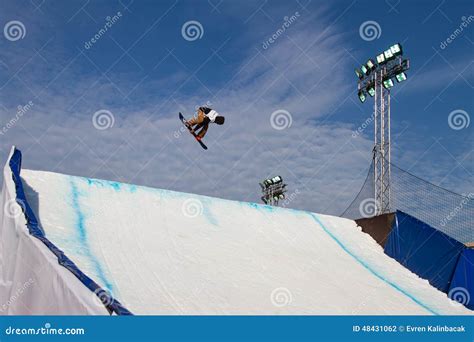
[185,106,225,140]
[179,106,225,149]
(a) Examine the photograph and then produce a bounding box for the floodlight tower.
[355,43,409,215]
[260,176,287,206]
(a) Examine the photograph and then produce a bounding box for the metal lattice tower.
[355,43,409,215]
[373,70,391,214]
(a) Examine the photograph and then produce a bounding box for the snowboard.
[179,112,208,150]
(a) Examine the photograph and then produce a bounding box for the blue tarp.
[384,211,466,293]
[449,248,474,310]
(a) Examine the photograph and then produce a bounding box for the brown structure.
[355,212,396,248]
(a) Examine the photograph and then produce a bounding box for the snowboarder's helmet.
[215,116,225,125]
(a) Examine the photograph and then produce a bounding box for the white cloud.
[0,6,375,215]
[396,58,473,95]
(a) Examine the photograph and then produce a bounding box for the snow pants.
[187,109,210,138]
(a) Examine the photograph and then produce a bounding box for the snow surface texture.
[0,148,108,315]
[13,166,471,315]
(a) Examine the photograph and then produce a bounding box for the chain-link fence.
[341,159,473,244]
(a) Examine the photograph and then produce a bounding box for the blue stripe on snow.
[85,178,137,193]
[245,202,277,212]
[309,213,439,315]
[86,178,122,191]
[70,178,115,293]
[199,197,219,226]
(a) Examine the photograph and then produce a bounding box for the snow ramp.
[1,147,471,315]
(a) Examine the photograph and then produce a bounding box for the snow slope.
[1,148,472,315]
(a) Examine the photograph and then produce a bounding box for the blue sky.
[0,0,472,215]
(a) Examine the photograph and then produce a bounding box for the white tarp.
[0,147,108,315]
[0,146,472,315]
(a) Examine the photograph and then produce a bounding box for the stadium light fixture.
[395,72,407,83]
[274,194,285,201]
[355,43,409,101]
[271,176,282,184]
[367,86,375,97]
[384,48,394,61]
[390,43,402,56]
[260,176,287,206]
[376,53,385,64]
[366,59,376,71]
[383,77,394,89]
